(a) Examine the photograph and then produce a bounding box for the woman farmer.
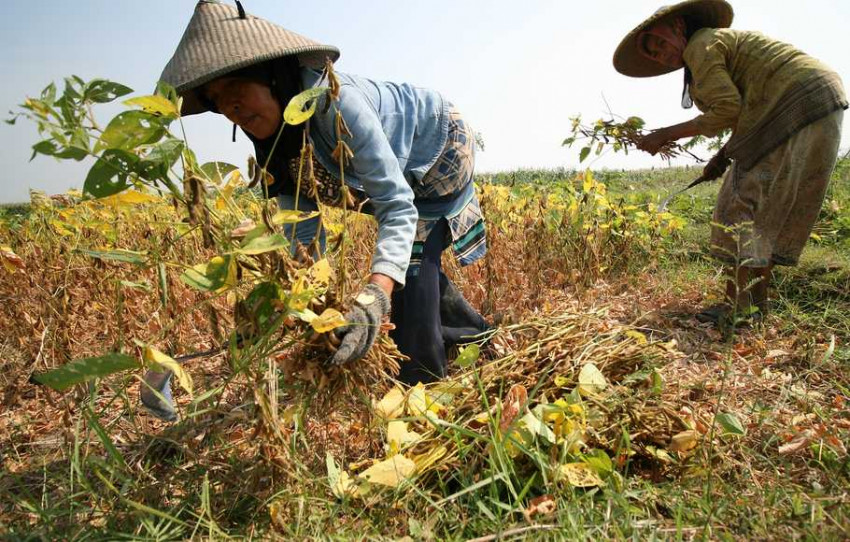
[614,0,847,324]
[141,1,489,420]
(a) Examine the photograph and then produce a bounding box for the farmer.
[614,0,847,324]
[142,1,489,420]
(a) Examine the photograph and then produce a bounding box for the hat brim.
[613,0,734,78]
[160,1,339,115]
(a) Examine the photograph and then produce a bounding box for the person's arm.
[638,31,741,155]
[328,85,418,290]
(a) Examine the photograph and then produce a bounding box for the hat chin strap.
[235,1,247,19]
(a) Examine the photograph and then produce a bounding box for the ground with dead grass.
[1,162,848,541]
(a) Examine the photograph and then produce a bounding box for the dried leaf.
[375,387,406,420]
[557,463,604,487]
[358,455,416,488]
[524,495,557,520]
[1,246,25,273]
[387,420,422,452]
[311,308,346,334]
[669,430,699,452]
[578,363,607,396]
[499,384,528,433]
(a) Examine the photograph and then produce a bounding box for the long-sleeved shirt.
[684,28,846,139]
[279,68,452,286]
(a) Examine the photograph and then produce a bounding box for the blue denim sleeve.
[276,194,326,256]
[335,87,417,286]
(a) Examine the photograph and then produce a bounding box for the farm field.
[1,156,849,540]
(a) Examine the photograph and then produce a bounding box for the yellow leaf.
[578,363,607,396]
[374,386,406,419]
[386,420,422,452]
[625,330,648,345]
[284,87,328,125]
[669,430,699,453]
[308,258,333,288]
[358,455,416,488]
[406,384,445,418]
[272,209,320,225]
[142,346,193,396]
[124,95,179,118]
[411,445,447,474]
[557,463,604,488]
[326,453,360,499]
[311,308,346,333]
[99,190,160,206]
[554,375,569,387]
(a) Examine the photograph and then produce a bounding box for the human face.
[204,77,282,139]
[641,21,687,70]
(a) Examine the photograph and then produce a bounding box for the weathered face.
[642,20,687,70]
[204,77,282,139]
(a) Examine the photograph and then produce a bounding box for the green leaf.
[83,149,139,198]
[716,412,746,436]
[199,162,238,185]
[234,233,289,255]
[95,111,166,152]
[32,353,140,391]
[84,407,127,469]
[284,87,328,125]
[31,140,58,160]
[124,95,179,119]
[455,344,480,369]
[180,255,237,292]
[244,282,285,331]
[582,449,613,475]
[80,249,148,266]
[579,147,591,163]
[120,280,152,292]
[84,79,133,103]
[140,139,184,181]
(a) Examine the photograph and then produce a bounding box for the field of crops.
[1,80,849,540]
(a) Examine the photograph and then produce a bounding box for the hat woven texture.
[159,0,339,114]
[613,0,733,78]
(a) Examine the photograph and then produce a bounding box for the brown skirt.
[711,110,843,267]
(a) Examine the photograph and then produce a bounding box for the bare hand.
[636,129,673,155]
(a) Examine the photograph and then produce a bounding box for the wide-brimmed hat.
[159,1,339,115]
[613,0,733,78]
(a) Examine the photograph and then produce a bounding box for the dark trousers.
[391,219,488,385]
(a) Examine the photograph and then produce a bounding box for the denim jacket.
[278,68,451,286]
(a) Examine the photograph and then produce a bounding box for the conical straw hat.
[613,0,733,78]
[159,1,339,114]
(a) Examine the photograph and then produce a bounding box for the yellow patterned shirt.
[684,28,845,137]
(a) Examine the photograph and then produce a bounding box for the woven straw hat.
[160,1,339,115]
[613,0,733,78]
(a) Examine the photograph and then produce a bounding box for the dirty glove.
[329,283,391,366]
[140,369,178,422]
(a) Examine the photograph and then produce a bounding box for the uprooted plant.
[11,63,404,444]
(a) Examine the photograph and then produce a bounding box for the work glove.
[140,369,178,422]
[702,146,731,182]
[328,283,391,366]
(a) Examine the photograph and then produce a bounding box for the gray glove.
[329,283,391,366]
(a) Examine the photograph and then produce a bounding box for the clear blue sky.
[2,0,848,203]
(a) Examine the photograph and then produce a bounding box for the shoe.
[140,369,178,422]
[439,274,489,332]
